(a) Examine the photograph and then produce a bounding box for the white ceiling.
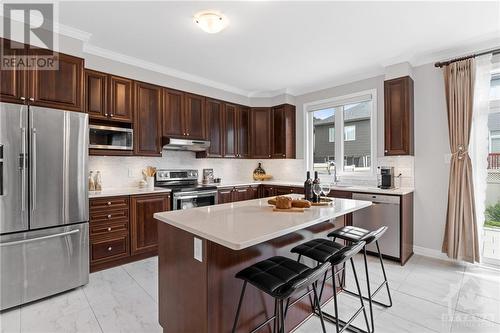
[58,1,500,97]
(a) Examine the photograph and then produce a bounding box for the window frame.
[344,125,356,141]
[304,89,377,179]
[328,127,335,142]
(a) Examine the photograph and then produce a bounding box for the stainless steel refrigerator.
[0,102,89,311]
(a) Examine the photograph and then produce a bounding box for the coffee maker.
[377,167,395,189]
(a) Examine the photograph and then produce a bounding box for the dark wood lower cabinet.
[217,185,260,203]
[130,194,170,255]
[89,193,170,272]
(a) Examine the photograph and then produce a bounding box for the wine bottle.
[312,171,320,203]
[304,171,313,201]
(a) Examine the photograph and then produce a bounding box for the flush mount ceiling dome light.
[193,10,228,34]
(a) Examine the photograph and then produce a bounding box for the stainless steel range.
[155,169,218,210]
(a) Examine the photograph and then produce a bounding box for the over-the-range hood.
[162,137,211,152]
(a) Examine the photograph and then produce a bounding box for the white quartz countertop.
[154,194,372,250]
[88,187,171,198]
[215,180,414,195]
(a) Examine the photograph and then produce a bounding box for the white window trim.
[328,127,335,142]
[344,125,356,141]
[304,89,377,180]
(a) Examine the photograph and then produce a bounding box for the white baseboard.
[413,245,452,261]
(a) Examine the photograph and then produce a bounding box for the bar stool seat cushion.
[290,238,345,263]
[328,226,387,245]
[235,256,312,299]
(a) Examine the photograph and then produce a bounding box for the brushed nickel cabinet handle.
[107,201,111,205]
[107,214,112,219]
[107,227,112,231]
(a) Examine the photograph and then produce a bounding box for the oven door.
[173,190,218,210]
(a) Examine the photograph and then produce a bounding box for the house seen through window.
[309,92,374,177]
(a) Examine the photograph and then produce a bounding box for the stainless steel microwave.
[89,125,133,150]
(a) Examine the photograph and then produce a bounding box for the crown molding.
[83,43,251,97]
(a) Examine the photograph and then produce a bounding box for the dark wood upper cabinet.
[162,88,185,138]
[29,51,84,112]
[0,39,26,104]
[223,103,238,158]
[251,107,272,159]
[237,106,251,158]
[272,104,296,159]
[84,69,108,120]
[130,194,170,255]
[384,76,414,155]
[205,99,223,157]
[134,82,162,156]
[109,75,133,122]
[184,93,206,140]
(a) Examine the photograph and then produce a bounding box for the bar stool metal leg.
[376,240,393,307]
[232,281,247,333]
[362,248,374,333]
[312,282,327,333]
[331,270,341,333]
[351,258,371,333]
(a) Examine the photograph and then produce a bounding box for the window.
[306,90,376,178]
[328,127,335,142]
[344,125,356,141]
[491,130,500,153]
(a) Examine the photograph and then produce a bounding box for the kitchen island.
[154,195,371,333]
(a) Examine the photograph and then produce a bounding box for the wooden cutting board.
[272,207,305,213]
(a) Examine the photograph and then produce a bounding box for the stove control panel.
[156,169,198,181]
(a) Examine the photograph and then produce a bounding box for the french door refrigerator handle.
[0,229,80,247]
[20,128,26,210]
[31,127,37,211]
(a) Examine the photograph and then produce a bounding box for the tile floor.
[1,254,499,333]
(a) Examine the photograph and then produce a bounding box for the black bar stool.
[328,226,393,333]
[291,239,370,333]
[232,256,331,333]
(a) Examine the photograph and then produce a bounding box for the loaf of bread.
[275,196,293,209]
[291,199,312,208]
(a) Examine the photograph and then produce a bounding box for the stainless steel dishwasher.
[352,193,400,259]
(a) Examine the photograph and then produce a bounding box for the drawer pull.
[107,214,112,219]
[107,201,111,206]
[107,246,112,251]
[107,227,112,231]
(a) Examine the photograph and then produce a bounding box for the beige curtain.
[442,58,480,263]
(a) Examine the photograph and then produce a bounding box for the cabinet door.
[134,82,162,156]
[163,88,185,138]
[223,103,238,158]
[233,186,249,202]
[384,76,414,155]
[247,186,259,200]
[0,38,27,104]
[218,188,234,204]
[262,186,276,197]
[237,106,251,158]
[130,194,170,255]
[84,69,108,120]
[184,93,206,140]
[30,51,84,112]
[109,75,133,122]
[272,104,296,159]
[205,99,223,157]
[251,107,272,158]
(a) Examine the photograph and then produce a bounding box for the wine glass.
[321,183,331,198]
[312,184,322,203]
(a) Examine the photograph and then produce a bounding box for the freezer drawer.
[352,193,400,259]
[0,223,89,310]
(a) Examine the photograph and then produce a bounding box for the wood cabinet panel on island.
[89,193,170,272]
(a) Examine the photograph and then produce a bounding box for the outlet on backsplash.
[128,168,135,178]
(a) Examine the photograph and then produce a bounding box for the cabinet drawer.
[90,220,128,236]
[90,196,129,211]
[91,232,129,262]
[90,209,129,224]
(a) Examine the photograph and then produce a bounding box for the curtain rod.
[434,47,500,68]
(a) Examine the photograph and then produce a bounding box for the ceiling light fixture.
[193,10,228,34]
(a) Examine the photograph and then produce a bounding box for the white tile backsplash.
[89,150,306,189]
[89,152,414,190]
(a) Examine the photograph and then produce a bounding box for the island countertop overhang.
[154,194,372,250]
